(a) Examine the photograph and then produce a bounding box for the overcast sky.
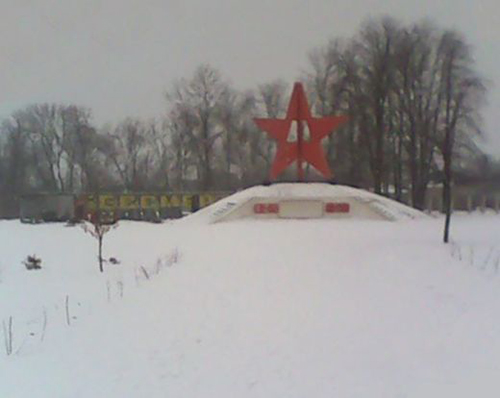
[1,0,499,154]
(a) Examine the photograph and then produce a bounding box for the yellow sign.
[160,194,182,208]
[200,194,217,207]
[120,195,139,209]
[182,195,193,209]
[85,195,97,210]
[82,192,229,213]
[99,195,117,210]
[140,195,160,209]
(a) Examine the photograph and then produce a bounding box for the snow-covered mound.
[185,183,427,224]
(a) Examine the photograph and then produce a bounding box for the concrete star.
[254,82,348,180]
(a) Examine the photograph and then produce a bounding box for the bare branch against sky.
[1,0,499,153]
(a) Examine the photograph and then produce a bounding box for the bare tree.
[437,31,486,242]
[147,119,171,190]
[0,117,31,217]
[9,104,104,193]
[355,18,400,194]
[0,117,30,195]
[166,64,229,190]
[166,104,197,190]
[306,40,366,184]
[218,89,258,188]
[254,80,288,173]
[12,105,62,191]
[82,214,118,273]
[392,22,443,208]
[106,118,154,191]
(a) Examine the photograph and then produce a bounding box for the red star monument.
[254,82,348,181]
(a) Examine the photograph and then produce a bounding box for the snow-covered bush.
[23,255,42,271]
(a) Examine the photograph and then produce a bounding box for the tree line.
[0,17,489,218]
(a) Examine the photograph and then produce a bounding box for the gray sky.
[1,0,499,154]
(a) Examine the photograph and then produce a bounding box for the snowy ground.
[1,212,500,397]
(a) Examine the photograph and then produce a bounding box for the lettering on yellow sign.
[99,195,117,210]
[140,195,159,209]
[82,192,229,213]
[160,195,182,208]
[182,195,193,210]
[200,194,216,207]
[120,195,139,210]
[85,195,98,210]
[160,195,170,208]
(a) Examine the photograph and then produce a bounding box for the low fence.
[20,194,75,222]
[0,195,19,219]
[425,188,500,213]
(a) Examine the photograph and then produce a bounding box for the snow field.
[1,213,500,397]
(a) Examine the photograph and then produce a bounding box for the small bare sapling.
[81,213,118,273]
